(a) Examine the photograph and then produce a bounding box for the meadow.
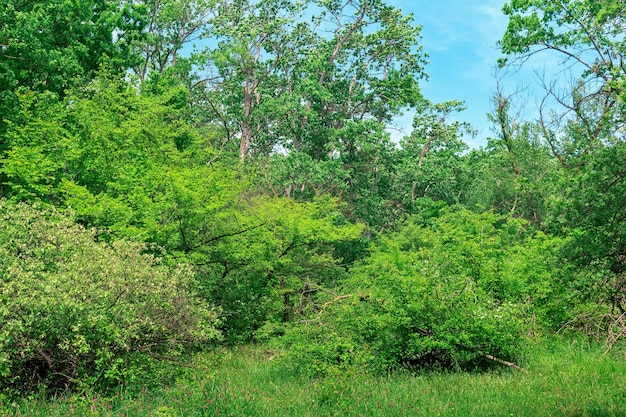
[5,339,625,417]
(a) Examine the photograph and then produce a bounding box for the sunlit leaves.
[201,195,364,342]
[283,208,565,373]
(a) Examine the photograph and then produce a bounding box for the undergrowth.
[2,338,625,417]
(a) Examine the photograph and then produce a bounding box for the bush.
[0,201,221,395]
[281,207,564,374]
[277,321,373,378]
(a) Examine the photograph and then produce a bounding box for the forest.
[0,0,625,415]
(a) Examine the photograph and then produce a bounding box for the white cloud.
[386,1,541,148]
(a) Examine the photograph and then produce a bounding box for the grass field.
[3,339,625,417]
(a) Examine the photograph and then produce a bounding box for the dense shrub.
[280,208,564,374]
[0,201,221,395]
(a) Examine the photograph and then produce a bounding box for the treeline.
[0,0,624,396]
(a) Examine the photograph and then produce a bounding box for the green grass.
[3,339,625,417]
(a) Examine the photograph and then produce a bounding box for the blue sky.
[387,0,513,148]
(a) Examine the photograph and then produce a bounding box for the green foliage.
[0,201,220,395]
[1,69,236,244]
[2,0,624,402]
[0,0,145,95]
[546,143,626,337]
[135,0,215,81]
[283,208,565,374]
[439,87,561,238]
[0,90,73,201]
[261,152,349,201]
[260,100,475,234]
[0,67,367,347]
[500,0,625,61]
[271,320,369,378]
[197,0,426,161]
[396,101,472,213]
[466,106,558,225]
[199,195,364,343]
[499,0,626,342]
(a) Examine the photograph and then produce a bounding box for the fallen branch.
[603,312,626,356]
[478,351,527,373]
[604,330,624,356]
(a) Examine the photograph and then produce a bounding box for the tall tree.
[135,0,215,82]
[0,0,145,94]
[198,0,306,161]
[468,88,557,226]
[499,0,626,340]
[500,0,626,163]
[196,0,426,162]
[293,0,426,160]
[396,100,471,211]
[0,0,146,154]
